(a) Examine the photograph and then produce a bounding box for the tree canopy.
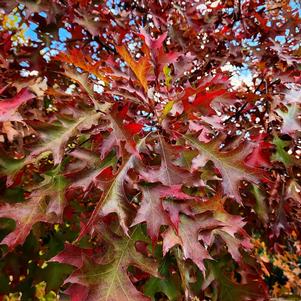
[0,0,300,300]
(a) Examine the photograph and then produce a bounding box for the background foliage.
[0,0,300,300]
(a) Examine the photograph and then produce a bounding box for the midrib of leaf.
[54,174,66,213]
[145,188,156,233]
[77,152,134,241]
[63,68,99,110]
[78,137,148,239]
[49,117,86,143]
[158,135,172,185]
[184,135,253,177]
[78,227,137,301]
[13,199,44,245]
[109,113,126,141]
[104,228,136,301]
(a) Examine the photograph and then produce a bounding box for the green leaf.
[252,185,268,223]
[0,156,25,176]
[163,65,172,88]
[66,226,159,301]
[271,136,294,166]
[38,262,74,292]
[161,100,174,120]
[204,260,267,301]
[144,276,180,301]
[3,187,25,203]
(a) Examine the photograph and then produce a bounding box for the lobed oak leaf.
[88,155,135,234]
[131,185,170,243]
[162,213,222,274]
[165,194,251,263]
[32,166,69,221]
[55,49,109,84]
[192,89,228,113]
[66,226,158,301]
[186,134,265,203]
[277,103,301,135]
[51,243,101,269]
[162,199,194,230]
[0,88,35,122]
[99,107,141,159]
[210,229,246,262]
[245,134,272,168]
[131,184,193,242]
[78,138,146,238]
[271,136,295,167]
[140,135,194,186]
[0,197,49,250]
[31,112,101,165]
[61,66,106,111]
[68,150,117,192]
[0,166,70,249]
[180,74,229,115]
[73,12,103,37]
[139,30,167,54]
[201,216,252,263]
[116,44,152,92]
[270,39,301,66]
[139,29,180,73]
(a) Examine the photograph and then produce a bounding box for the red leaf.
[0,198,49,250]
[0,88,35,121]
[246,134,272,168]
[124,123,143,135]
[132,184,193,242]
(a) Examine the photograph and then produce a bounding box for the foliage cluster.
[0,0,300,300]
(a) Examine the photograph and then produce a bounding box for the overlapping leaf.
[140,135,194,186]
[0,0,300,300]
[186,134,266,203]
[0,196,49,250]
[132,184,193,242]
[0,88,35,122]
[63,226,158,301]
[31,112,101,164]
